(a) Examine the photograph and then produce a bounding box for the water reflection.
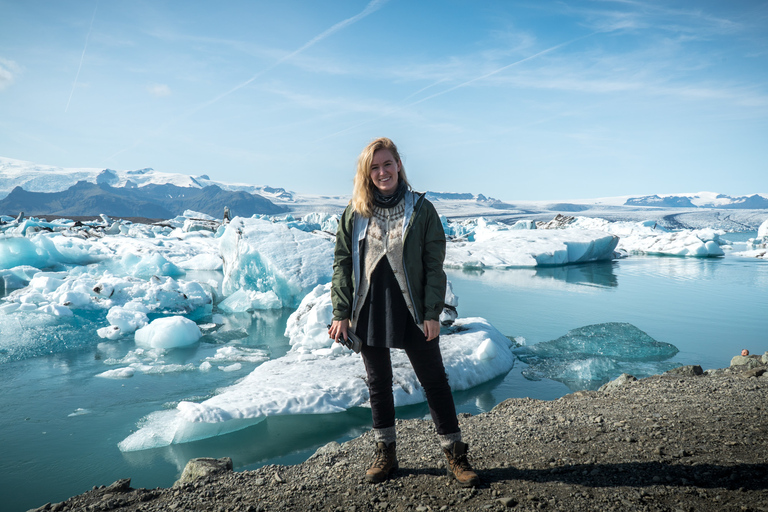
[450,260,618,291]
[121,410,373,473]
[534,261,618,288]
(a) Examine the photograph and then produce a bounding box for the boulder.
[730,355,762,369]
[174,457,233,487]
[599,373,637,392]
[664,365,703,377]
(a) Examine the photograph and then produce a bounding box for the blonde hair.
[351,137,411,217]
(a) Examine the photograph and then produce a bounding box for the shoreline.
[30,360,768,512]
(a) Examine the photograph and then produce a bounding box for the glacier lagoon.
[1,228,767,511]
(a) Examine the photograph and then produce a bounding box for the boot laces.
[372,445,390,469]
[452,452,472,473]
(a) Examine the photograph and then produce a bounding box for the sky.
[1,0,767,201]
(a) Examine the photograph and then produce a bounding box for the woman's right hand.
[328,319,350,344]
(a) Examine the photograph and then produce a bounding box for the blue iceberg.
[514,322,680,391]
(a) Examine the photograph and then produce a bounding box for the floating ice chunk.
[134,316,201,349]
[515,322,680,391]
[203,346,270,364]
[759,218,768,240]
[38,303,73,316]
[511,220,537,230]
[122,252,184,277]
[0,265,39,292]
[218,289,282,312]
[439,281,458,326]
[571,217,724,257]
[97,325,122,340]
[0,235,49,269]
[283,283,335,351]
[446,229,618,268]
[96,367,136,379]
[101,304,149,338]
[219,217,334,308]
[176,253,223,270]
[0,302,21,314]
[118,316,513,450]
[68,408,92,417]
[219,363,242,372]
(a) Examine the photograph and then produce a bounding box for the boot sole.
[446,468,480,487]
[365,463,399,483]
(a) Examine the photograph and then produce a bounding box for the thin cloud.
[103,0,389,164]
[0,58,21,91]
[65,1,99,113]
[316,32,599,142]
[195,0,389,112]
[148,84,171,97]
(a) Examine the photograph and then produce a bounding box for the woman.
[328,137,479,487]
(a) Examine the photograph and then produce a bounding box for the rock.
[105,478,132,492]
[763,352,768,364]
[664,365,703,377]
[599,373,637,392]
[499,496,519,507]
[174,457,233,487]
[730,355,761,368]
[310,441,343,459]
[740,367,766,379]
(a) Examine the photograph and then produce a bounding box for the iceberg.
[571,217,725,257]
[118,286,514,451]
[219,217,334,308]
[134,316,201,349]
[445,228,618,268]
[759,218,768,240]
[514,322,680,391]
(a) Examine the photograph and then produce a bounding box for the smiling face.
[369,148,400,195]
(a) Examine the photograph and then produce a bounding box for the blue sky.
[1,0,766,201]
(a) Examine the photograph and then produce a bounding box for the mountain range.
[0,181,286,219]
[0,156,766,220]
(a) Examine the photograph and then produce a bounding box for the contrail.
[316,32,599,142]
[193,0,388,114]
[103,0,388,164]
[65,1,99,113]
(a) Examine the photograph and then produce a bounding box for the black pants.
[360,339,460,435]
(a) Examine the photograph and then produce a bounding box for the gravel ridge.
[31,364,768,512]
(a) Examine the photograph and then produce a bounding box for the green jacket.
[331,191,447,326]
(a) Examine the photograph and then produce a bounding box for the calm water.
[2,246,767,511]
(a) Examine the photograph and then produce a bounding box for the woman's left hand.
[423,319,440,342]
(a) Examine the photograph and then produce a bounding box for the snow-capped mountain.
[1,156,766,222]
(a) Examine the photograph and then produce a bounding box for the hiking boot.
[443,441,480,487]
[365,441,398,483]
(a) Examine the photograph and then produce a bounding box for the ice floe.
[570,217,725,257]
[117,285,515,451]
[445,228,619,268]
[514,322,680,391]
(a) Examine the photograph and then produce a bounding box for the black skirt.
[354,257,427,350]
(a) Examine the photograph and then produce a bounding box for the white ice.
[445,227,619,268]
[219,217,334,308]
[118,285,514,451]
[134,316,201,349]
[571,217,725,257]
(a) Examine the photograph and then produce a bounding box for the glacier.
[118,284,515,451]
[514,323,680,391]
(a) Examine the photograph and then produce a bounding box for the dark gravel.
[30,363,768,512]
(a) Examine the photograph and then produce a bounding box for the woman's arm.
[421,200,447,324]
[331,205,355,323]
